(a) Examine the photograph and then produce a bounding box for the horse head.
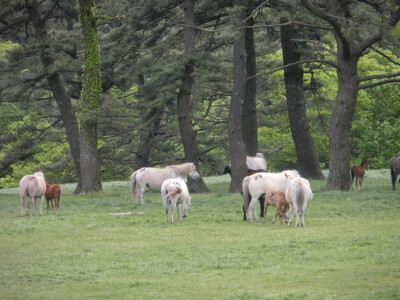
[187,163,201,180]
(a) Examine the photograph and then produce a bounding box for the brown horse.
[390,156,400,191]
[262,190,289,225]
[350,159,368,191]
[45,181,62,214]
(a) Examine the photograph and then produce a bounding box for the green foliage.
[0,172,399,299]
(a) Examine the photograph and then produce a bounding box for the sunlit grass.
[0,170,399,299]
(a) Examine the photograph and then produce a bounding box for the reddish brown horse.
[351,159,368,191]
[45,181,62,214]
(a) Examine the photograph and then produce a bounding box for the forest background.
[0,0,399,192]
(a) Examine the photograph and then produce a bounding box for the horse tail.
[130,171,138,201]
[296,181,305,215]
[350,168,355,181]
[166,185,182,201]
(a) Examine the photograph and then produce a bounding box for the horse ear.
[284,172,289,178]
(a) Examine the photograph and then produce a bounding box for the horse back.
[20,174,46,197]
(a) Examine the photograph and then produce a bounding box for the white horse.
[242,170,300,221]
[247,153,267,170]
[19,171,46,216]
[223,153,267,175]
[161,178,191,224]
[130,162,200,205]
[285,177,313,227]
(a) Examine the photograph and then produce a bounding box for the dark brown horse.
[350,159,368,191]
[390,156,400,191]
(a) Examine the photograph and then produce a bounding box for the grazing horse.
[161,178,191,224]
[45,181,62,214]
[390,155,400,191]
[285,177,313,227]
[223,153,267,176]
[242,170,300,221]
[350,159,368,191]
[262,190,289,225]
[130,163,200,205]
[19,171,46,216]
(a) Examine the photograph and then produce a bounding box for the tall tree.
[24,0,83,193]
[177,0,209,192]
[280,17,324,179]
[77,0,102,192]
[242,6,258,156]
[228,0,248,192]
[301,0,400,190]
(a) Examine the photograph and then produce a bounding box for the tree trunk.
[133,75,163,170]
[26,0,82,193]
[78,0,102,192]
[280,18,324,180]
[228,0,248,193]
[325,58,359,190]
[242,15,258,156]
[177,0,208,193]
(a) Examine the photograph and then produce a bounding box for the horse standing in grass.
[350,159,368,191]
[45,181,62,214]
[390,156,400,190]
[285,177,313,227]
[161,178,191,224]
[242,170,300,222]
[240,169,267,221]
[262,190,289,225]
[130,163,200,205]
[19,171,46,216]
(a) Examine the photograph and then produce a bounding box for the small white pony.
[19,171,46,216]
[161,178,191,224]
[130,162,200,205]
[285,177,313,227]
[242,170,300,221]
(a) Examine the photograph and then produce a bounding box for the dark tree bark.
[177,0,208,193]
[26,0,82,193]
[280,17,324,180]
[77,0,102,192]
[242,14,258,156]
[301,0,400,190]
[228,0,248,193]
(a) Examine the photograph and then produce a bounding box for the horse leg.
[20,196,26,217]
[272,206,280,225]
[287,204,294,226]
[46,199,50,214]
[28,196,34,216]
[359,176,363,191]
[301,214,305,227]
[170,201,177,224]
[259,197,264,218]
[262,203,268,224]
[39,195,44,215]
[242,205,247,221]
[248,198,258,221]
[164,205,169,223]
[138,187,145,205]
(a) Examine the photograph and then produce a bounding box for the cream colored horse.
[130,163,200,205]
[285,177,313,227]
[19,171,46,216]
[161,178,191,224]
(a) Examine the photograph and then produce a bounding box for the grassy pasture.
[0,170,399,299]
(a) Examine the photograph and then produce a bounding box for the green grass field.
[0,171,399,299]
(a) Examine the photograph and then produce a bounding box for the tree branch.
[358,78,400,90]
[248,59,337,79]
